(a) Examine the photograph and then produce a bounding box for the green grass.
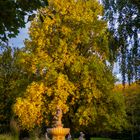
[75,138,111,140]
[0,134,20,140]
[0,134,12,140]
[0,134,116,140]
[91,138,111,140]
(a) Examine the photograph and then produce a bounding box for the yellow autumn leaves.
[13,74,76,129]
[13,82,46,129]
[13,0,118,130]
[45,73,76,114]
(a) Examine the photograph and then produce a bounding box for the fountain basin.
[47,127,70,136]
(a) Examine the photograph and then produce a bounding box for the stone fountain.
[46,107,70,140]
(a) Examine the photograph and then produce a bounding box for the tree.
[124,84,140,139]
[0,46,32,132]
[114,83,140,139]
[0,0,48,42]
[13,0,126,133]
[102,0,140,84]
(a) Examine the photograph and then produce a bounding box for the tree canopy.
[114,83,140,138]
[0,47,31,131]
[102,0,140,84]
[13,0,126,133]
[0,0,48,42]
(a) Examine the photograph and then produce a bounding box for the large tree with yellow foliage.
[13,0,126,133]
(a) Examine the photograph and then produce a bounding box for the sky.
[9,22,30,48]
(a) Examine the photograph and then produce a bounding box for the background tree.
[0,46,32,132]
[13,0,127,134]
[102,0,140,84]
[0,0,48,43]
[114,83,140,139]
[124,84,140,139]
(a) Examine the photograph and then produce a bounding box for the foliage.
[102,0,140,84]
[114,83,140,135]
[0,46,32,132]
[13,0,126,133]
[0,0,48,42]
[83,86,127,135]
[13,82,46,129]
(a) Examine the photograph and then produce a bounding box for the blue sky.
[9,22,30,48]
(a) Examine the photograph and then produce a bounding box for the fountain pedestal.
[46,107,70,140]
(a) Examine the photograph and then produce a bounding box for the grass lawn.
[0,134,116,140]
[91,138,111,140]
[0,134,12,140]
[0,134,20,140]
[74,138,111,140]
